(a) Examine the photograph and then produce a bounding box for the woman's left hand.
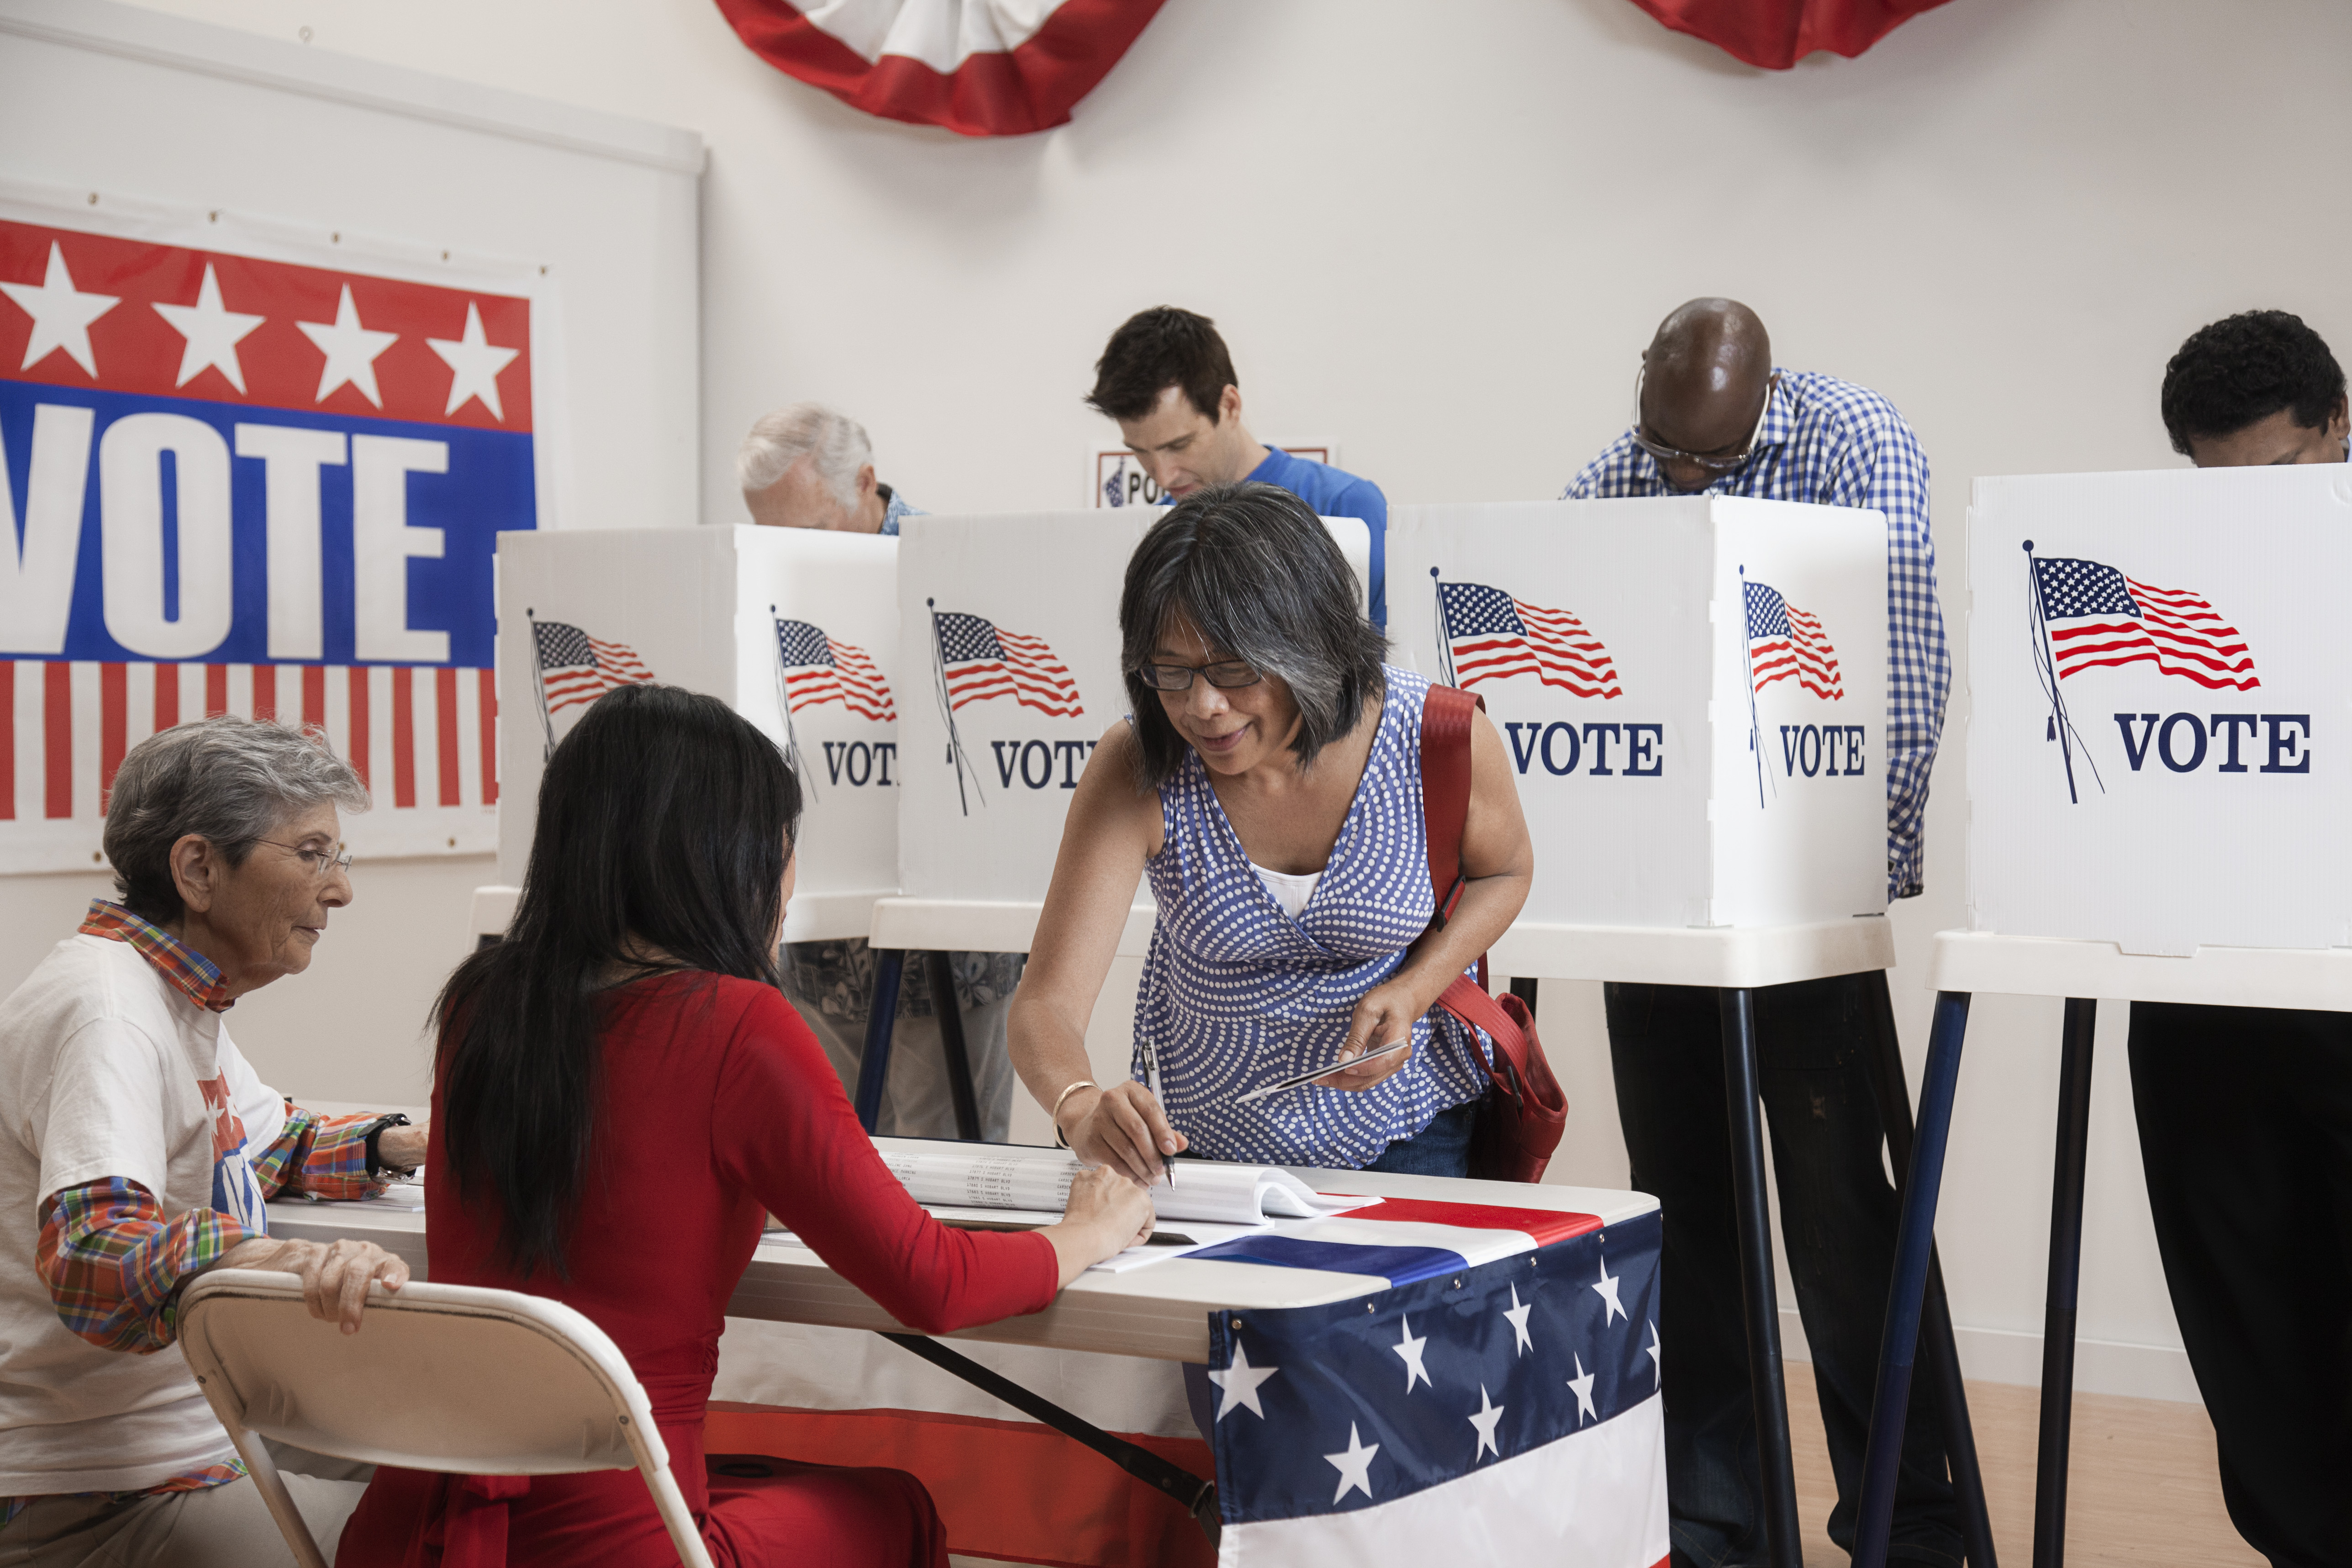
[1316,978,1424,1092]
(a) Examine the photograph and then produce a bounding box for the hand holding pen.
[1055,1077,1187,1188]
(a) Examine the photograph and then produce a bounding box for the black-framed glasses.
[255,839,353,876]
[1132,660,1265,692]
[1629,366,1777,475]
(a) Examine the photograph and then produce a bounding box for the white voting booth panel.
[889,512,1370,951]
[1389,498,1887,933]
[496,527,900,943]
[1967,464,2352,956]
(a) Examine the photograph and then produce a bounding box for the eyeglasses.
[255,839,353,876]
[1629,366,1776,475]
[1132,660,1266,692]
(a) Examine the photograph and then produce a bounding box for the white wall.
[17,0,2350,1399]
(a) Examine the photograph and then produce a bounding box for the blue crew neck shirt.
[1239,447,1390,628]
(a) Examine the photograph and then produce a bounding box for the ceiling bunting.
[1625,0,1953,70]
[713,0,1167,137]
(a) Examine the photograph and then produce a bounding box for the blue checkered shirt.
[1565,369,1949,901]
[876,485,920,536]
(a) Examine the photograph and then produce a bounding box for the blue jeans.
[1363,1097,1478,1177]
[1606,976,1962,1568]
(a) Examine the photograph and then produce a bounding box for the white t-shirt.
[1252,861,1325,921]
[0,933,286,1496]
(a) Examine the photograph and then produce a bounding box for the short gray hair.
[104,715,370,922]
[736,402,872,509]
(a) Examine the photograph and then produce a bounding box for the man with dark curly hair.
[2138,308,2349,1568]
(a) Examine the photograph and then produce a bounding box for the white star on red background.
[1,242,118,377]
[152,262,265,392]
[297,284,399,407]
[427,299,520,419]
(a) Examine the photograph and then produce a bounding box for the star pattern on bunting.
[1503,1282,1534,1355]
[1468,1384,1505,1462]
[0,241,118,377]
[1593,1256,1626,1324]
[1208,1340,1279,1421]
[297,284,399,407]
[1392,1314,1430,1394]
[152,262,265,392]
[1324,1421,1379,1503]
[1568,1353,1598,1425]
[1646,1321,1663,1388]
[427,299,521,419]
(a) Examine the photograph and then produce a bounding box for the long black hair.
[1120,482,1387,789]
[433,684,803,1278]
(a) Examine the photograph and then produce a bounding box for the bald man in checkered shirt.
[1564,299,1957,1568]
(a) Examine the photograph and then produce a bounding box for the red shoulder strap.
[1419,683,1480,928]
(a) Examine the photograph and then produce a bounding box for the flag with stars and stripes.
[775,618,897,721]
[529,620,655,718]
[1437,580,1624,698]
[933,610,1083,718]
[1199,1201,1667,1564]
[2030,554,2257,691]
[1744,579,1844,700]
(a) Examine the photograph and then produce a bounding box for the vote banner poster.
[0,187,549,870]
[496,526,900,944]
[1389,498,1886,929]
[1090,443,1335,510]
[897,512,1369,911]
[1967,465,2352,955]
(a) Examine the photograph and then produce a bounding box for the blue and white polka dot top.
[1133,665,1489,1167]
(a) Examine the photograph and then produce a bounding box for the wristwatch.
[364,1113,416,1177]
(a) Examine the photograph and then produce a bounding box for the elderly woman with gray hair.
[0,715,423,1565]
[1011,483,1534,1181]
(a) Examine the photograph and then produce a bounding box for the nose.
[1659,458,1710,494]
[321,865,353,909]
[1183,678,1230,721]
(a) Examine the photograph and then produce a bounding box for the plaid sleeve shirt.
[1565,369,1951,900]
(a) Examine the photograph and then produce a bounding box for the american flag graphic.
[774,619,896,722]
[933,612,1083,718]
[2032,556,2257,691]
[1744,581,1844,700]
[530,621,654,717]
[1437,581,1622,698]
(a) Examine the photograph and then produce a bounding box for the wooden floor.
[1784,1359,2263,1566]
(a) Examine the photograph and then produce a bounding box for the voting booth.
[882,510,1371,951]
[1388,498,1888,932]
[1967,463,2352,955]
[495,525,901,942]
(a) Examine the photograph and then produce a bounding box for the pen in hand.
[1142,1037,1176,1189]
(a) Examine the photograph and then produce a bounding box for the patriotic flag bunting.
[530,621,655,717]
[2031,555,2257,691]
[1744,580,1843,699]
[775,618,897,722]
[1437,581,1623,698]
[933,612,1083,718]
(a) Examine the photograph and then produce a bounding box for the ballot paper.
[875,1144,1372,1228]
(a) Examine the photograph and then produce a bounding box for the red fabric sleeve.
[708,987,1058,1336]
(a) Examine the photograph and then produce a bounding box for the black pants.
[2129,1002,2352,1568]
[1606,975,1961,1568]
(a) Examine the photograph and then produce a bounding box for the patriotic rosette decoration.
[1202,1202,1667,1563]
[712,0,1168,137]
[0,206,539,868]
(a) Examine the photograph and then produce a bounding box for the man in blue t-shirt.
[1086,306,1391,626]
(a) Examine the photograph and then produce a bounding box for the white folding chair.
[178,1268,714,1568]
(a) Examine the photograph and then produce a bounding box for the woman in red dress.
[338,685,1152,1568]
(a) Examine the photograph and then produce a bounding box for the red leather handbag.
[1419,683,1568,1183]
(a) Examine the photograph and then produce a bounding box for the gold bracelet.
[1049,1080,1099,1148]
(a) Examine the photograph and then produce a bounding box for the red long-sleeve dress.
[337,973,1058,1568]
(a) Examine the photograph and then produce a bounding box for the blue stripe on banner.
[1184,1236,1468,1285]
[1205,1209,1664,1526]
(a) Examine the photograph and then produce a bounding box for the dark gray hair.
[1120,482,1387,789]
[104,715,370,922]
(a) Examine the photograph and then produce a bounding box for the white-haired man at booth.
[737,403,1022,1140]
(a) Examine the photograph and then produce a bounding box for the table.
[1851,933,2352,1568]
[269,1151,1661,1558]
[1491,916,1997,1568]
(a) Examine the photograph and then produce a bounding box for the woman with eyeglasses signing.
[1009,483,1534,1181]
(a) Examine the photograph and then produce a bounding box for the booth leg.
[926,950,984,1141]
[1851,989,1972,1568]
[1717,987,1803,1568]
[2032,998,2097,1568]
[1508,976,1539,1012]
[1864,974,1999,1568]
[854,950,907,1134]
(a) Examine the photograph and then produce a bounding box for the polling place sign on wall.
[0,187,549,871]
